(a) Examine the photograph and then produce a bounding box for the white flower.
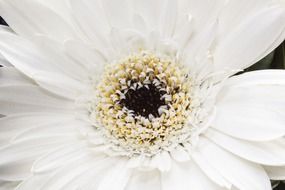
[0,0,285,189]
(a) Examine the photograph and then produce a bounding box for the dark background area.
[275,181,285,190]
[0,15,285,190]
[0,16,7,26]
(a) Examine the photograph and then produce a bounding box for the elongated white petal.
[191,152,232,189]
[0,137,76,181]
[170,145,190,162]
[38,156,119,190]
[213,104,285,141]
[16,173,51,190]
[0,31,59,77]
[132,14,148,34]
[159,0,177,38]
[64,40,107,75]
[33,71,87,100]
[0,67,34,86]
[0,0,78,41]
[0,55,12,67]
[131,0,164,30]
[58,158,119,190]
[16,156,97,190]
[219,0,272,37]
[214,5,285,71]
[69,0,109,48]
[0,35,13,67]
[97,158,132,190]
[36,0,72,23]
[32,143,88,174]
[183,0,225,33]
[0,85,73,115]
[161,160,224,190]
[31,35,88,81]
[101,0,132,29]
[126,170,161,190]
[172,0,226,59]
[173,13,193,49]
[264,165,285,180]
[10,120,80,143]
[214,70,285,141]
[150,151,172,172]
[0,181,19,190]
[195,137,271,190]
[0,113,74,141]
[206,129,285,166]
[0,30,88,84]
[183,21,217,70]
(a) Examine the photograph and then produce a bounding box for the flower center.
[89,51,199,156]
[119,82,167,118]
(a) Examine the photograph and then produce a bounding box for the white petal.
[126,169,161,190]
[0,137,76,181]
[0,181,19,190]
[130,0,164,30]
[101,0,132,28]
[182,0,225,33]
[35,156,101,190]
[69,0,109,47]
[214,5,285,71]
[32,142,88,174]
[205,128,285,166]
[0,31,59,76]
[159,0,177,38]
[0,30,88,85]
[10,119,79,143]
[195,137,271,190]
[173,13,193,49]
[173,0,225,56]
[31,35,89,81]
[109,28,147,56]
[0,25,13,34]
[36,0,72,24]
[170,145,190,162]
[33,71,87,100]
[161,160,224,190]
[0,113,75,145]
[224,69,285,86]
[183,21,217,71]
[191,152,232,189]
[132,14,148,34]
[264,165,285,180]
[0,54,12,67]
[214,70,285,141]
[38,156,118,190]
[60,157,119,190]
[0,85,73,115]
[0,0,78,41]
[0,67,34,86]
[97,158,132,190]
[64,40,107,75]
[150,151,172,172]
[218,0,273,37]
[16,173,51,190]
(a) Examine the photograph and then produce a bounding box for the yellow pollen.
[90,51,193,154]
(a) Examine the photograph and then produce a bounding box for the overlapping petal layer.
[0,0,284,190]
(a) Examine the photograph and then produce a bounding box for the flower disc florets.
[89,51,200,156]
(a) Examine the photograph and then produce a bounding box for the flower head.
[0,0,285,190]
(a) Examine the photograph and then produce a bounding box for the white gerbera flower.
[0,0,285,189]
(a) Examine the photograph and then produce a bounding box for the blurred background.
[0,15,285,189]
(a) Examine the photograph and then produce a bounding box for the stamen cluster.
[91,51,194,154]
